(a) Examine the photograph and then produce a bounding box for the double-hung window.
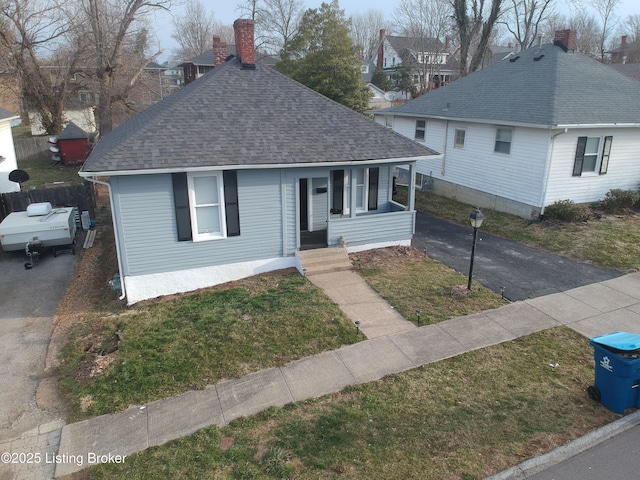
[189,174,225,240]
[415,120,426,141]
[494,127,513,154]
[454,129,466,148]
[332,168,379,215]
[572,136,612,176]
[172,171,241,242]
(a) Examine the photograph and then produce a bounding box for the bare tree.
[237,0,303,55]
[79,0,175,135]
[171,0,218,59]
[350,9,388,62]
[452,0,505,76]
[394,0,454,91]
[503,0,556,51]
[620,14,640,42]
[540,10,601,57]
[591,0,621,61]
[0,0,81,134]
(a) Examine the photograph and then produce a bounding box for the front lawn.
[59,272,361,420]
[78,327,619,480]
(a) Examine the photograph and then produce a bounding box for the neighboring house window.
[494,127,513,154]
[172,171,240,242]
[385,116,394,128]
[454,129,466,148]
[572,136,612,176]
[331,168,379,215]
[415,120,426,141]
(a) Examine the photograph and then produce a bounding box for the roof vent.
[509,56,520,63]
[534,54,545,61]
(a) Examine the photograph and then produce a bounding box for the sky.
[150,0,640,62]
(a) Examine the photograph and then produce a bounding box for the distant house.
[180,36,278,86]
[371,30,640,219]
[80,19,440,305]
[608,35,640,64]
[375,30,458,94]
[0,108,20,194]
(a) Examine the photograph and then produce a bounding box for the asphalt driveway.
[412,211,624,301]
[0,247,78,442]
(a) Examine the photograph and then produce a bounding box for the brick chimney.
[213,36,227,66]
[377,29,386,68]
[554,29,576,53]
[621,35,628,49]
[233,19,256,68]
[445,36,451,52]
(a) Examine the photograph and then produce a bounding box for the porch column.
[409,162,416,212]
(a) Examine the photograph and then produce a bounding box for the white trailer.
[0,204,77,252]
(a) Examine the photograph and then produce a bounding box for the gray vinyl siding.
[283,176,297,256]
[328,209,415,247]
[112,170,285,276]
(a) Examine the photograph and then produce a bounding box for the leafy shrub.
[544,200,590,223]
[600,188,639,214]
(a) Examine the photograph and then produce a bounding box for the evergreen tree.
[276,0,371,113]
[371,66,393,91]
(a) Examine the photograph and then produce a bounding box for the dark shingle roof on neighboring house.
[373,42,640,127]
[81,57,438,173]
[0,108,18,121]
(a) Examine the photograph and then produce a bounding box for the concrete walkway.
[2,272,640,479]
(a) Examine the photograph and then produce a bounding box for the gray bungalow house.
[79,19,440,305]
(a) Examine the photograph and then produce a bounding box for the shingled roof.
[81,57,438,174]
[374,42,640,127]
[0,108,18,121]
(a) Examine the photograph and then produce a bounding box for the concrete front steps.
[297,247,352,276]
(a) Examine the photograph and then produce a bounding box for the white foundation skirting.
[124,256,297,304]
[346,239,411,253]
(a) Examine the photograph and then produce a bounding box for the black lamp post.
[467,208,484,290]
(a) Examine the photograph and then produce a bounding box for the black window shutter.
[368,167,379,211]
[572,137,587,177]
[223,171,241,237]
[172,173,192,241]
[600,136,612,175]
[332,170,344,214]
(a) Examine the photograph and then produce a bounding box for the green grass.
[405,187,640,271]
[352,248,507,325]
[17,153,83,189]
[77,327,619,480]
[59,272,361,420]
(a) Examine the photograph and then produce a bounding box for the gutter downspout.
[84,176,126,301]
[540,128,568,216]
[442,120,449,176]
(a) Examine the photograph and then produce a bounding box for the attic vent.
[509,56,520,63]
[534,54,545,61]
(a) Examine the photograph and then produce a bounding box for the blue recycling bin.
[588,332,640,414]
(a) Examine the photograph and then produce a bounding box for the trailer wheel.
[24,262,32,270]
[587,385,601,402]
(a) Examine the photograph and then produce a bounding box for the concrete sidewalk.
[3,272,640,479]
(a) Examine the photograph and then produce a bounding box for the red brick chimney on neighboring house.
[377,29,386,68]
[213,36,227,66]
[234,19,256,68]
[554,29,577,53]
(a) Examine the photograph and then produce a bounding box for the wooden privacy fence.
[13,137,50,160]
[0,182,95,222]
